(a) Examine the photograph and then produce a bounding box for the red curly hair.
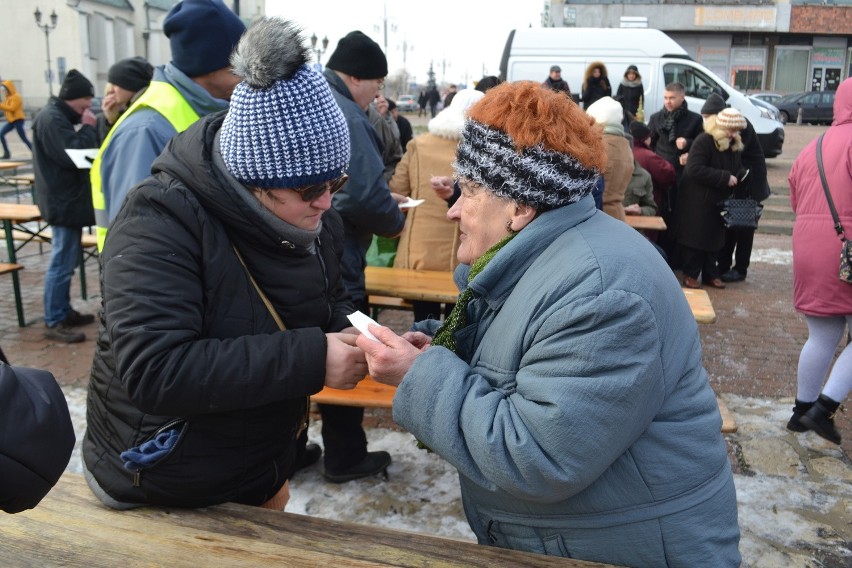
[466,81,606,172]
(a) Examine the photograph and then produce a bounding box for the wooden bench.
[624,215,667,231]
[0,473,612,567]
[368,294,414,319]
[314,378,737,434]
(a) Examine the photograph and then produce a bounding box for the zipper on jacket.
[131,418,189,488]
[316,236,332,322]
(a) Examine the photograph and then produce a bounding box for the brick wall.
[790,6,852,33]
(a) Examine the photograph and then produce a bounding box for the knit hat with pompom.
[220,18,350,189]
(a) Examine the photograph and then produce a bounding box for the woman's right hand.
[728,175,738,187]
[430,176,454,200]
[324,333,368,390]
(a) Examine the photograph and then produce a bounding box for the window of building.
[773,47,809,93]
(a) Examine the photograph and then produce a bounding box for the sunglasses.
[294,174,349,202]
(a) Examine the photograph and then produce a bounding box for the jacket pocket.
[120,418,189,474]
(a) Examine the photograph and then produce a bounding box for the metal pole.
[45,28,53,96]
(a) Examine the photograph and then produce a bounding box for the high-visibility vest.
[91,81,199,251]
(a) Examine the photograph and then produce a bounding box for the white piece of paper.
[65,148,99,170]
[347,310,380,341]
[399,198,425,209]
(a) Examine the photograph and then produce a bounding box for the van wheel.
[779,111,789,124]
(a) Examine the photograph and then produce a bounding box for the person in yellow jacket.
[0,80,32,159]
[90,0,245,251]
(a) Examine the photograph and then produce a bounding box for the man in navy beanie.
[91,0,245,252]
[321,31,406,483]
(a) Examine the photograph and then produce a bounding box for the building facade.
[0,0,264,110]
[547,0,851,94]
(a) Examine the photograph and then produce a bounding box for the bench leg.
[78,246,87,301]
[3,220,25,327]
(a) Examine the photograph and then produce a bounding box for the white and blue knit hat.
[220,18,350,189]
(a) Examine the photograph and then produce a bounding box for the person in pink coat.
[787,77,852,444]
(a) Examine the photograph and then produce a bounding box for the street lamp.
[34,7,59,97]
[310,33,329,65]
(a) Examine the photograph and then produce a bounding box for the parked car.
[774,91,835,125]
[751,92,782,106]
[396,94,418,112]
[748,95,782,123]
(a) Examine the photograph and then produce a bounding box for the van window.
[663,63,721,100]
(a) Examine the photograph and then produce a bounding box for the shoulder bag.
[718,169,763,229]
[815,133,852,284]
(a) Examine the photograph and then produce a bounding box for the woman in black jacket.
[676,107,749,289]
[581,61,611,110]
[83,18,366,511]
[616,65,644,125]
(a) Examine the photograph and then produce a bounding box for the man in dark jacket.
[542,65,571,96]
[32,69,99,343]
[323,30,406,483]
[647,82,703,265]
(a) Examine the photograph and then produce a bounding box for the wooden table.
[0,203,43,326]
[0,161,28,201]
[625,215,667,231]
[365,266,715,324]
[366,266,460,304]
[0,474,612,568]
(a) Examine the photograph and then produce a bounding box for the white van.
[500,27,785,158]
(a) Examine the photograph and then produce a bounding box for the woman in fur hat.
[677,107,749,289]
[581,61,611,109]
[357,81,740,567]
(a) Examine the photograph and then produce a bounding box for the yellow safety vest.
[91,81,199,251]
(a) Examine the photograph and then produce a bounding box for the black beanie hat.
[0,364,75,514]
[108,57,154,92]
[700,93,728,115]
[629,121,651,141]
[58,69,95,100]
[326,31,387,79]
[164,0,246,78]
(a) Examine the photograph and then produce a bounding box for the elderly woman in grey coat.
[357,81,740,567]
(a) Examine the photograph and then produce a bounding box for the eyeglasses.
[294,174,349,202]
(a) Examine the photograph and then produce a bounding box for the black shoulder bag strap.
[816,133,847,242]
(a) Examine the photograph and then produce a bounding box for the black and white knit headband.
[453,119,600,210]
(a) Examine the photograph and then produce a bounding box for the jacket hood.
[583,61,609,82]
[833,77,852,126]
[1,80,16,96]
[428,89,483,139]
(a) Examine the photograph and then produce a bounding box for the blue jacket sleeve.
[99,109,178,221]
[332,119,405,238]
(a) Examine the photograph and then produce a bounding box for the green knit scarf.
[432,233,516,354]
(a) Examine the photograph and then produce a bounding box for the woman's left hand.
[356,324,423,386]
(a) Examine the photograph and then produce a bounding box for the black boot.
[0,151,9,160]
[799,394,842,445]
[294,442,322,472]
[323,451,391,483]
[786,399,815,432]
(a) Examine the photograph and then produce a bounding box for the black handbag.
[718,197,763,230]
[815,134,852,284]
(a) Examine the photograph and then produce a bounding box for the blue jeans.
[43,225,81,326]
[0,120,32,154]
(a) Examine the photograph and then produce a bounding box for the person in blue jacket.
[358,80,741,567]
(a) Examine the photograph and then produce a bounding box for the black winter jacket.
[647,104,704,174]
[83,112,354,508]
[32,97,98,227]
[676,132,744,251]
